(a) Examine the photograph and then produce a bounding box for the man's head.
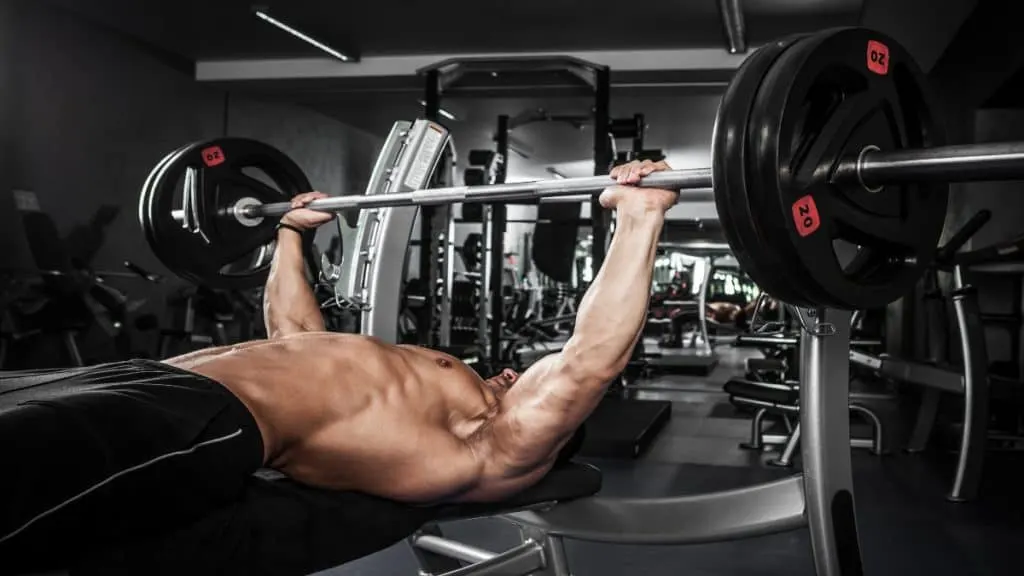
[483,368,519,395]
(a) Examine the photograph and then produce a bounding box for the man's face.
[483,368,520,395]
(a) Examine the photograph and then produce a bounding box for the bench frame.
[409,309,863,576]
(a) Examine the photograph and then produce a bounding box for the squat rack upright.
[420,57,613,366]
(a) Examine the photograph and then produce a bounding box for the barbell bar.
[238,169,712,219]
[177,141,1024,224]
[835,141,1024,188]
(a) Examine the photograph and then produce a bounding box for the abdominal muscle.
[165,333,487,502]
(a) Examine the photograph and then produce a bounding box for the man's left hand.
[281,191,335,230]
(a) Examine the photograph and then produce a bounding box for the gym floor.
[323,347,1024,576]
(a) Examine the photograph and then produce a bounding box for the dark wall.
[963,109,1024,372]
[1,1,382,362]
[861,0,976,72]
[0,1,28,270]
[966,110,1024,247]
[3,0,381,276]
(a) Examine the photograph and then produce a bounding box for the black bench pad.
[724,378,798,406]
[74,463,601,576]
[436,461,601,520]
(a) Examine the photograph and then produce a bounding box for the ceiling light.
[546,167,567,180]
[253,9,353,62]
[417,100,457,121]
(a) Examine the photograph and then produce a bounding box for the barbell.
[167,142,1023,219]
[138,28,1024,309]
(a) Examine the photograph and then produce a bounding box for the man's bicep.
[265,303,325,339]
[482,356,589,474]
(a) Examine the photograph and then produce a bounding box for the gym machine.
[724,296,886,467]
[847,210,1003,502]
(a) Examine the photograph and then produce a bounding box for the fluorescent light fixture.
[253,9,352,62]
[546,167,567,179]
[417,100,457,121]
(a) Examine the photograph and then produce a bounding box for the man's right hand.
[599,160,678,215]
[280,191,335,230]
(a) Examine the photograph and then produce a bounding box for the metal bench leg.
[409,524,463,574]
[906,388,940,453]
[768,422,800,467]
[520,526,571,576]
[63,331,84,367]
[849,404,885,456]
[740,407,769,450]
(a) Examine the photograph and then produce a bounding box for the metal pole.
[490,115,510,368]
[412,534,498,564]
[240,169,712,218]
[632,113,645,155]
[800,308,864,576]
[837,142,1024,188]
[591,66,613,273]
[421,69,443,347]
[717,0,747,54]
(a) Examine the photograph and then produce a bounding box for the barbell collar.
[241,168,714,219]
[837,142,1024,189]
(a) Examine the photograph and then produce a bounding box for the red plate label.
[866,40,889,75]
[201,145,226,167]
[792,195,821,237]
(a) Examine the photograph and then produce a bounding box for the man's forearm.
[476,207,664,481]
[563,208,663,380]
[263,229,324,337]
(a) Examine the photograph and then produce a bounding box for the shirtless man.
[0,160,676,571]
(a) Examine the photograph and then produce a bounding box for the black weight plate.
[749,28,946,310]
[712,34,813,305]
[141,138,314,290]
[139,142,204,280]
[743,35,842,309]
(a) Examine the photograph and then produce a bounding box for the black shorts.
[0,360,264,574]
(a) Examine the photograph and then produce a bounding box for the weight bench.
[724,378,885,467]
[10,311,874,575]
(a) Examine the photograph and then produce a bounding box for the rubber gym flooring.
[321,345,1024,576]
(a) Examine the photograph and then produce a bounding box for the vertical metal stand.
[590,67,612,272]
[799,308,864,576]
[488,204,506,366]
[906,389,941,452]
[489,115,510,368]
[439,201,454,347]
[907,268,948,452]
[631,113,645,153]
[696,256,713,353]
[479,205,494,361]
[948,265,989,502]
[419,69,443,347]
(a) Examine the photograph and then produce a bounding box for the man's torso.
[166,333,496,502]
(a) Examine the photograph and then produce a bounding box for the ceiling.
[46,0,862,60]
